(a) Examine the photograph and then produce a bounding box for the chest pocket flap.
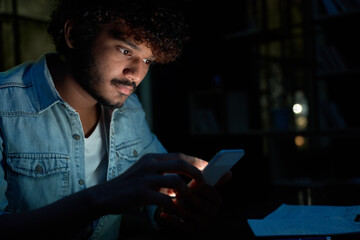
[7,153,69,177]
[115,139,143,161]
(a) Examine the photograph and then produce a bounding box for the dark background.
[149,0,360,186]
[148,1,360,237]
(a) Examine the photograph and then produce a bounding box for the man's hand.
[156,181,223,233]
[90,153,204,216]
[156,169,232,234]
[0,153,205,239]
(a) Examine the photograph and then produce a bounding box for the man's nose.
[123,58,148,84]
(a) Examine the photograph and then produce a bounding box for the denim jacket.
[0,53,166,239]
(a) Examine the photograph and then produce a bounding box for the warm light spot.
[295,135,306,147]
[296,116,308,128]
[160,188,176,197]
[193,157,208,171]
[168,191,176,198]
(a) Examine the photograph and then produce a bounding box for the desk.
[119,182,360,239]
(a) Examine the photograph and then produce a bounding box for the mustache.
[111,79,137,93]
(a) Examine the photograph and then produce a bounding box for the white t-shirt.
[84,115,107,188]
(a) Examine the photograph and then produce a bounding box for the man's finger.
[146,174,189,197]
[156,157,203,182]
[179,154,208,171]
[143,190,174,210]
[152,153,208,171]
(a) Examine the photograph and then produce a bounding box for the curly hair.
[47,0,189,64]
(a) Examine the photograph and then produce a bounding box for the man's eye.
[119,47,131,56]
[143,59,153,64]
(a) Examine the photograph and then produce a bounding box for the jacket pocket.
[6,153,70,212]
[115,139,143,162]
[7,153,69,177]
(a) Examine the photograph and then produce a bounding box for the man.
[0,0,225,239]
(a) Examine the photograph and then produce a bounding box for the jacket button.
[35,164,43,174]
[133,149,138,157]
[73,134,81,140]
[78,179,85,185]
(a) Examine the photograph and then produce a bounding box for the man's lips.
[113,82,134,95]
[111,79,136,96]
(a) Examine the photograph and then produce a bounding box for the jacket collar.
[30,53,62,113]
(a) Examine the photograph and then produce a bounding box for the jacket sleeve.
[144,134,167,229]
[0,129,9,215]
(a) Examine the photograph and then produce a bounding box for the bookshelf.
[151,0,360,188]
[312,0,360,133]
[253,0,360,183]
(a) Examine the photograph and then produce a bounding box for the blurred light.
[168,191,176,198]
[295,135,306,147]
[296,116,308,128]
[194,157,208,171]
[293,103,303,114]
[160,188,176,198]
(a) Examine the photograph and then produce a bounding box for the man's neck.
[47,54,101,137]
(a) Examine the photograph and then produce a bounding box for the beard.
[69,47,136,109]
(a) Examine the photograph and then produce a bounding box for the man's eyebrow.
[112,29,156,60]
[120,39,140,51]
[112,30,140,50]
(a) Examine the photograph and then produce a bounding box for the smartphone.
[202,149,245,186]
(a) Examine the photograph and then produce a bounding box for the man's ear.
[64,20,74,49]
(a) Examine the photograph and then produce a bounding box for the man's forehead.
[106,24,142,45]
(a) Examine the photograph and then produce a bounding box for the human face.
[73,23,156,108]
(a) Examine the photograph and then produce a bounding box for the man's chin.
[98,100,125,109]
[96,94,129,109]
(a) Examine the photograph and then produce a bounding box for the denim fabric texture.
[0,53,166,239]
